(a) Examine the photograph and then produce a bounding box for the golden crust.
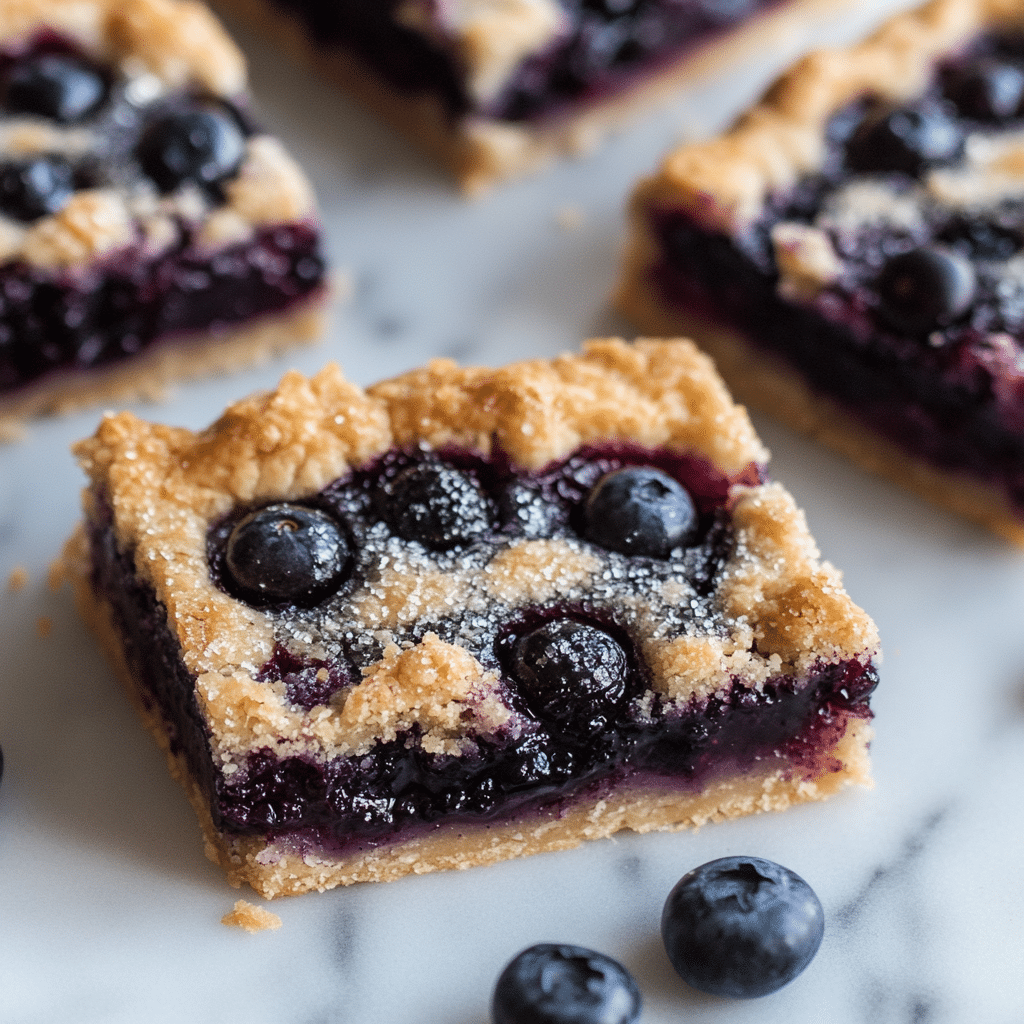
[68,338,879,894]
[633,0,1024,231]
[213,0,857,193]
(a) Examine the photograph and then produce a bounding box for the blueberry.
[136,105,246,193]
[0,156,75,221]
[661,856,824,998]
[492,943,642,1024]
[876,245,977,335]
[382,461,492,550]
[499,480,563,538]
[4,54,107,123]
[943,57,1024,120]
[846,99,963,175]
[510,619,629,734]
[225,503,350,606]
[583,466,697,557]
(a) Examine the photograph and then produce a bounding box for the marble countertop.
[3,3,1023,1021]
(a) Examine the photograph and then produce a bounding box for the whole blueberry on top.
[0,155,75,222]
[876,245,977,336]
[492,943,642,1024]
[382,461,492,550]
[136,104,246,193]
[583,466,697,557]
[661,856,825,998]
[510,619,629,734]
[846,99,963,176]
[4,53,108,123]
[225,503,350,606]
[499,479,563,538]
[943,56,1024,121]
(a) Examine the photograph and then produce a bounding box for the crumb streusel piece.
[618,0,1024,544]
[0,0,327,439]
[66,339,879,897]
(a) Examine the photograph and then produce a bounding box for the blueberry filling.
[0,35,325,399]
[88,442,876,853]
[264,0,782,124]
[648,31,1024,511]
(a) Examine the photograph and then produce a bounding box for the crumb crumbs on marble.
[7,566,27,591]
[221,899,282,933]
[553,205,585,231]
[37,616,52,637]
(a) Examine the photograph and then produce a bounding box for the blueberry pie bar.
[618,0,1024,544]
[215,0,852,192]
[66,339,879,897]
[0,0,327,438]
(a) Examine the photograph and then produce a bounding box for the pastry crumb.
[553,205,585,231]
[37,616,52,637]
[7,566,27,591]
[221,899,282,933]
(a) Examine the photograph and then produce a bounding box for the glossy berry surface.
[661,856,825,998]
[0,155,75,221]
[943,56,1024,120]
[136,105,246,193]
[492,943,642,1024]
[584,466,697,557]
[510,619,630,734]
[876,245,977,336]
[4,53,107,123]
[225,504,349,606]
[845,99,962,175]
[382,461,491,549]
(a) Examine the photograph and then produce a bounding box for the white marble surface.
[4,3,1024,1021]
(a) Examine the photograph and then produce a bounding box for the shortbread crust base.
[615,261,1024,547]
[215,0,855,194]
[64,524,873,899]
[0,296,328,442]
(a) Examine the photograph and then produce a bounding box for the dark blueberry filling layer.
[89,443,876,854]
[267,0,781,123]
[649,31,1024,510]
[0,223,324,393]
[0,34,325,397]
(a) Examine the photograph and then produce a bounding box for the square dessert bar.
[66,338,879,897]
[619,0,1024,544]
[215,0,852,192]
[0,0,327,439]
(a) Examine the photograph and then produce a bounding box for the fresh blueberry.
[382,461,492,550]
[4,53,107,123]
[876,245,977,335]
[0,156,75,221]
[492,943,642,1024]
[499,479,563,538]
[136,104,246,193]
[225,503,350,606]
[846,99,963,175]
[583,466,697,557]
[661,856,825,998]
[943,57,1024,120]
[510,619,629,734]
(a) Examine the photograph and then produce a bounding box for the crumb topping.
[633,0,1024,231]
[221,899,282,931]
[75,339,878,767]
